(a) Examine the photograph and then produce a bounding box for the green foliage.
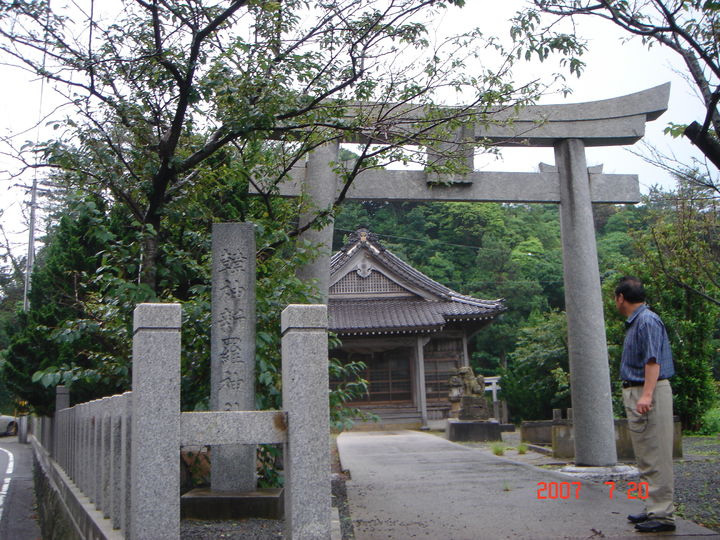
[1,0,564,294]
[500,310,570,422]
[697,407,720,435]
[328,354,375,431]
[3,195,135,414]
[257,444,284,489]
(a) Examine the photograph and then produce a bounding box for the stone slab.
[446,419,502,442]
[131,303,181,540]
[180,411,287,446]
[281,304,331,539]
[521,420,569,445]
[181,488,284,520]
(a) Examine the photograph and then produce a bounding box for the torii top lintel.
[340,83,670,148]
[254,85,671,204]
[479,82,670,147]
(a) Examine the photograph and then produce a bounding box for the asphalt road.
[0,436,41,540]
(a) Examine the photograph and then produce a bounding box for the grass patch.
[491,442,505,456]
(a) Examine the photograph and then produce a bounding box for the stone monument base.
[181,488,284,520]
[446,419,501,442]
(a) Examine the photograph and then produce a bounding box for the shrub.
[697,407,720,435]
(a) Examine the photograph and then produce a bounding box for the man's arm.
[636,360,660,414]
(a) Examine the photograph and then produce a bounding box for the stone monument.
[184,222,284,520]
[210,222,256,491]
[446,367,500,442]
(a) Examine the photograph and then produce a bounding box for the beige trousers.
[622,379,674,522]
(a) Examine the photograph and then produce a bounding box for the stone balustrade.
[30,302,332,540]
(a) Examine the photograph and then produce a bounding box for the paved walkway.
[0,436,41,540]
[337,430,719,540]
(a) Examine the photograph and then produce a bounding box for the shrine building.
[328,228,506,427]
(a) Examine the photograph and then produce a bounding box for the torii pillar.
[556,139,617,465]
[272,84,671,467]
[296,141,339,303]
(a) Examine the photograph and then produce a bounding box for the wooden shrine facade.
[328,228,505,425]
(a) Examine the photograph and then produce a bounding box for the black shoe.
[635,520,676,533]
[628,512,648,523]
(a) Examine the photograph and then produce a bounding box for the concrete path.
[0,436,42,540]
[337,430,718,540]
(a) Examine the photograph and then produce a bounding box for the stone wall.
[32,434,121,540]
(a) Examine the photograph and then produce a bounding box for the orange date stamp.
[537,481,649,500]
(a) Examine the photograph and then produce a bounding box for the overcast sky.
[451,2,707,191]
[0,0,709,257]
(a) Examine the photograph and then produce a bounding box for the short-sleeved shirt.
[620,304,675,383]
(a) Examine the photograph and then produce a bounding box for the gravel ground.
[181,518,283,539]
[602,435,720,532]
[180,433,719,539]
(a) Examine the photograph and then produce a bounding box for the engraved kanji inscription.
[218,249,248,273]
[220,279,247,299]
[219,337,244,365]
[218,307,247,334]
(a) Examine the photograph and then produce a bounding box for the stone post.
[297,142,339,302]
[210,222,257,492]
[131,303,181,540]
[55,385,70,411]
[54,385,69,458]
[17,414,28,444]
[281,304,331,540]
[555,139,618,466]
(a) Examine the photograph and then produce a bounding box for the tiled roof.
[329,228,505,335]
[329,299,501,335]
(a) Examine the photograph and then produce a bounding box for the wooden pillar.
[415,337,428,427]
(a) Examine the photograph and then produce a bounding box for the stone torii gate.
[268,83,670,467]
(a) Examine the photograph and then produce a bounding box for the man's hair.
[615,276,646,303]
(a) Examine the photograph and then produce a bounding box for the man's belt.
[622,378,666,388]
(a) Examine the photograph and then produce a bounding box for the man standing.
[614,276,676,533]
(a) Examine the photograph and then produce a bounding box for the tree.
[523,0,720,170]
[499,310,571,422]
[639,175,720,306]
[0,0,560,294]
[3,195,121,414]
[0,0,590,415]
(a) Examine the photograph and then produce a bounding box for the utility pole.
[22,175,38,312]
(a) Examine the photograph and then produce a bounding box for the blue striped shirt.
[620,304,675,383]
